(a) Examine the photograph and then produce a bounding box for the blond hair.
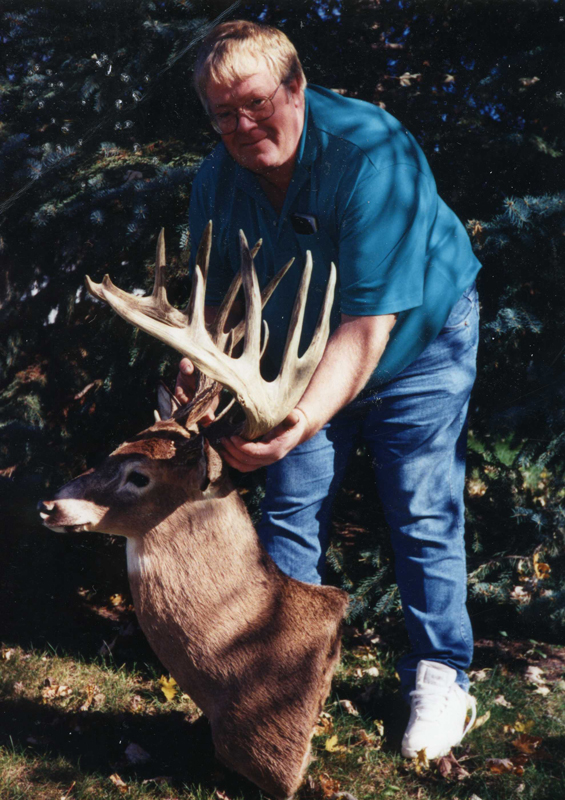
[193,20,306,108]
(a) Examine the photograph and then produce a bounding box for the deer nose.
[37,500,56,516]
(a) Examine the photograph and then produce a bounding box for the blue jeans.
[257,283,479,697]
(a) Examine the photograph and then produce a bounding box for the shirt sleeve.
[336,156,437,317]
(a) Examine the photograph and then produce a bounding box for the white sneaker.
[401,660,476,759]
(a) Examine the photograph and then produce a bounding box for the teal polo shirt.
[188,84,481,387]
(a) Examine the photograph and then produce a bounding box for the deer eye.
[126,471,150,488]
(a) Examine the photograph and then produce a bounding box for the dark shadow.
[0,694,262,799]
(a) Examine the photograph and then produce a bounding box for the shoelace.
[409,684,452,722]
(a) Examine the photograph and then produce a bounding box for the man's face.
[205,65,305,179]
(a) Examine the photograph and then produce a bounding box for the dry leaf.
[524,665,545,685]
[514,719,535,734]
[125,742,151,764]
[318,773,341,798]
[486,758,515,774]
[353,729,380,749]
[13,681,25,695]
[533,554,551,579]
[130,694,144,712]
[413,748,429,773]
[436,752,471,781]
[110,593,126,606]
[325,734,347,753]
[494,695,513,708]
[42,683,72,700]
[512,733,543,755]
[338,699,359,716]
[142,776,173,786]
[79,684,96,712]
[373,719,384,736]
[471,710,491,730]
[1,648,16,661]
[108,773,127,792]
[534,685,550,696]
[159,675,178,702]
[364,666,380,678]
[468,669,491,682]
[313,711,333,736]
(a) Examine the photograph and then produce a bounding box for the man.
[176,20,481,759]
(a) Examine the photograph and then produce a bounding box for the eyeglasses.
[209,83,282,135]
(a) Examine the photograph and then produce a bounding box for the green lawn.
[1,617,564,800]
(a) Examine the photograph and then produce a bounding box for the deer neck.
[125,480,278,686]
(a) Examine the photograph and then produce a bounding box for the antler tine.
[279,250,314,369]
[239,230,263,359]
[152,229,169,312]
[194,220,213,284]
[211,239,264,348]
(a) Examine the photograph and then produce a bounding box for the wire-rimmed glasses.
[209,83,282,135]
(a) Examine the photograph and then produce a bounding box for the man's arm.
[220,312,397,472]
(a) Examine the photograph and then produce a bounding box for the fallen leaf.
[1,648,16,661]
[469,668,491,682]
[514,719,535,734]
[494,695,513,708]
[13,681,25,695]
[42,683,72,700]
[318,773,340,798]
[79,684,96,712]
[325,734,347,753]
[125,742,151,764]
[471,709,491,730]
[443,74,456,83]
[159,675,178,702]
[108,773,127,792]
[486,758,515,774]
[524,666,545,685]
[130,694,144,712]
[142,776,173,786]
[534,685,550,696]
[512,733,543,755]
[436,751,471,780]
[353,729,380,749]
[313,711,333,736]
[364,666,380,678]
[373,719,385,737]
[338,699,359,716]
[413,748,429,774]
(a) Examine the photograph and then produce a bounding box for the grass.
[1,629,565,800]
[1,520,564,799]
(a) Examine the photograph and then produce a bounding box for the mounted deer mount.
[38,225,347,800]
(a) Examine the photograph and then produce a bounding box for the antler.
[86,222,336,440]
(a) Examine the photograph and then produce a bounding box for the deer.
[38,223,349,800]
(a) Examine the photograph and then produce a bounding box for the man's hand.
[220,408,310,472]
[175,357,218,425]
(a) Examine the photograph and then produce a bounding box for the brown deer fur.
[40,418,348,799]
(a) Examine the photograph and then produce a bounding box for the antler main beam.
[86,223,336,440]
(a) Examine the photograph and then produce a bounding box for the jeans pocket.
[443,282,478,331]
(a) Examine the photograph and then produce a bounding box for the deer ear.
[156,382,180,421]
[201,439,223,490]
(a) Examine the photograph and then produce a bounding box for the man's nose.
[237,112,258,133]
